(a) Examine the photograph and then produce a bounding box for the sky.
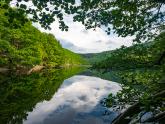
[34,16,134,53]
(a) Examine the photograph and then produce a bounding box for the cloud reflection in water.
[23,75,121,124]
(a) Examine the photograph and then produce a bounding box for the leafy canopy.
[1,0,165,41]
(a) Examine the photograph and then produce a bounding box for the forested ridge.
[0,7,85,72]
[86,33,165,70]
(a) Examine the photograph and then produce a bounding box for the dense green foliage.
[2,0,165,41]
[92,33,165,70]
[80,50,114,65]
[0,67,85,124]
[0,7,85,69]
[63,49,86,66]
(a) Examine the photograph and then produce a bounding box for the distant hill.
[80,38,164,70]
[80,50,114,64]
[85,36,165,70]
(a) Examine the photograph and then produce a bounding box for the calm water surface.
[0,68,121,124]
[23,75,121,124]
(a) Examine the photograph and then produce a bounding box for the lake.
[0,68,121,124]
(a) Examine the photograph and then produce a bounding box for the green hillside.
[80,50,114,64]
[0,7,85,70]
[84,34,165,70]
[63,49,86,66]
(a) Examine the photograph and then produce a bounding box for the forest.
[0,7,85,73]
[88,33,165,70]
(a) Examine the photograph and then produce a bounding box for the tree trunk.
[112,90,165,124]
[155,51,165,65]
[145,111,165,123]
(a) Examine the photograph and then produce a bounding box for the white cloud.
[34,15,134,53]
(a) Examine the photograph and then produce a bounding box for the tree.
[1,0,165,42]
[0,7,85,68]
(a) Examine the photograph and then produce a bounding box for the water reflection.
[24,75,121,124]
[0,67,84,124]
